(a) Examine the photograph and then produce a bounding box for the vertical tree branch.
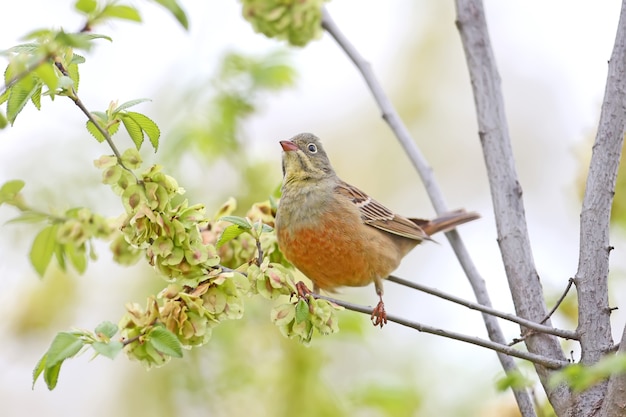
[573,0,626,414]
[453,0,571,414]
[321,8,537,417]
[600,326,626,417]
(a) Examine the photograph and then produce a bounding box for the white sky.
[0,1,623,416]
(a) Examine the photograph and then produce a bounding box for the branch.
[53,62,136,178]
[312,293,568,370]
[321,8,537,415]
[387,275,577,341]
[575,0,626,414]
[453,0,571,413]
[600,325,626,417]
[541,278,574,325]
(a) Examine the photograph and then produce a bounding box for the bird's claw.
[371,300,388,328]
[295,281,313,298]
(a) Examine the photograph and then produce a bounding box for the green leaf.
[101,4,142,22]
[148,326,183,358]
[295,299,309,323]
[95,321,118,338]
[75,0,97,13]
[7,76,40,125]
[0,179,25,204]
[216,224,247,248]
[46,332,84,366]
[219,216,251,229]
[0,111,7,129]
[31,84,41,109]
[86,120,106,142]
[65,243,87,274]
[34,62,59,95]
[126,112,160,151]
[43,361,62,390]
[120,114,144,149]
[92,341,123,359]
[0,87,9,106]
[495,370,533,391]
[32,353,47,389]
[29,224,58,277]
[67,62,80,92]
[151,0,189,29]
[113,98,151,114]
[5,211,48,224]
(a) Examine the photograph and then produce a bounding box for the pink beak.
[280,140,298,152]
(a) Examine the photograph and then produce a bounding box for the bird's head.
[279,133,335,185]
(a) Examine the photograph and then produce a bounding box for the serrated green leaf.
[113,98,151,114]
[5,211,48,224]
[55,32,93,50]
[65,243,87,274]
[75,0,97,13]
[120,114,144,149]
[31,84,41,109]
[29,224,58,277]
[151,0,189,29]
[34,63,58,95]
[101,4,141,22]
[216,224,247,248]
[149,326,183,358]
[0,87,9,106]
[219,215,252,229]
[86,120,106,143]
[92,341,123,359]
[95,321,118,338]
[32,353,47,389]
[43,361,62,390]
[295,299,309,323]
[7,76,39,125]
[126,111,160,151]
[46,332,84,367]
[67,62,80,92]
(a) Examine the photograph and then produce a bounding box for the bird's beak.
[280,140,298,152]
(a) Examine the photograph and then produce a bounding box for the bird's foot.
[371,299,388,328]
[295,281,313,298]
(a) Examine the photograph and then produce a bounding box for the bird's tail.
[410,209,480,236]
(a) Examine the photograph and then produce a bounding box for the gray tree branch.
[321,7,537,417]
[600,326,626,417]
[312,293,568,370]
[453,0,571,414]
[573,0,626,414]
[387,275,577,341]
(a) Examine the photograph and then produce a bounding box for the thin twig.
[312,293,568,370]
[0,55,50,98]
[321,8,537,415]
[541,278,574,324]
[387,275,577,340]
[54,61,135,177]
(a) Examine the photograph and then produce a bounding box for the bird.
[274,132,479,327]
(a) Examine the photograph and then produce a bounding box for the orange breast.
[277,214,404,291]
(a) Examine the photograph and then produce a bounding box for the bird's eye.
[307,143,317,153]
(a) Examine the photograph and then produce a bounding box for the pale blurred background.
[0,1,623,416]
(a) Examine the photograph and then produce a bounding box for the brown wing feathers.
[334,181,479,242]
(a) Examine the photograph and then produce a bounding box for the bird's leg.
[371,278,388,328]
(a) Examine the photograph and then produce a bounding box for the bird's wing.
[334,181,432,242]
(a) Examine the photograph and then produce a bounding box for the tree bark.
[572,0,626,414]
[453,0,572,414]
